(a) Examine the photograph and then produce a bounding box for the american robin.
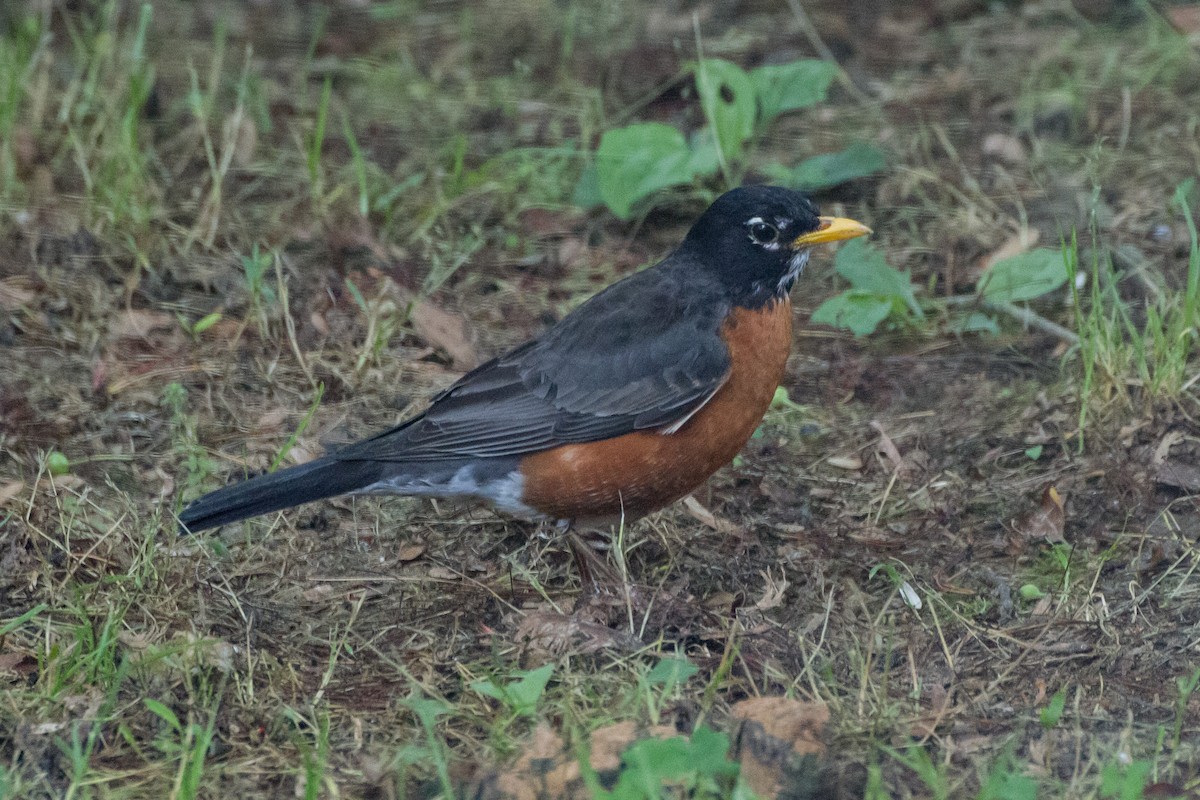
[178,185,870,533]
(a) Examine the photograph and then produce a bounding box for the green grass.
[1069,181,1200,442]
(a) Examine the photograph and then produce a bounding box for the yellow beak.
[791,216,872,248]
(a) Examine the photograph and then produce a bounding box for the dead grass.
[4,1,1200,798]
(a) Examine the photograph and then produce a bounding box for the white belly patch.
[357,465,536,517]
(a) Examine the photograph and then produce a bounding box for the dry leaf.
[0,651,36,676]
[681,495,738,534]
[397,541,427,562]
[112,308,175,339]
[1151,431,1200,490]
[981,132,1027,164]
[514,611,641,656]
[255,408,290,431]
[409,299,477,370]
[0,480,26,506]
[471,720,677,800]
[870,420,910,478]
[730,697,829,799]
[1165,5,1200,36]
[302,583,336,602]
[1013,486,1066,544]
[754,569,789,610]
[975,229,1041,282]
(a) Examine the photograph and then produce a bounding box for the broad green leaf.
[646,657,698,687]
[960,311,1000,335]
[620,736,693,780]
[978,248,1068,303]
[571,162,603,209]
[693,58,756,166]
[1039,687,1066,728]
[811,292,893,336]
[684,127,722,178]
[469,679,506,701]
[504,664,554,716]
[596,123,697,219]
[751,59,838,123]
[786,141,887,190]
[687,727,736,776]
[470,664,555,717]
[835,239,923,318]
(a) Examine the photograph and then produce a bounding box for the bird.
[178,185,870,534]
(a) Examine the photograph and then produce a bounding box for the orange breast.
[518,298,793,522]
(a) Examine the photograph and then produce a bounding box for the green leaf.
[751,59,838,123]
[835,239,923,318]
[596,123,699,219]
[403,696,450,728]
[811,292,893,336]
[687,727,736,776]
[571,162,603,209]
[784,141,887,191]
[1025,445,1043,460]
[470,664,555,717]
[504,664,554,716]
[693,58,756,166]
[978,759,1039,800]
[684,127,722,177]
[960,311,1000,335]
[646,657,698,687]
[469,679,506,701]
[978,248,1068,303]
[1039,687,1066,728]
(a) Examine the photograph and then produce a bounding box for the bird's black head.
[679,185,871,307]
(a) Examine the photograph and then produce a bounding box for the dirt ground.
[3,1,1200,798]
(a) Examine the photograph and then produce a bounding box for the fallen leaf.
[409,299,477,370]
[0,651,36,676]
[976,229,1041,281]
[112,308,174,339]
[730,697,829,799]
[397,541,427,562]
[0,480,26,505]
[302,583,336,602]
[471,720,677,800]
[255,408,290,431]
[1165,5,1200,36]
[1151,431,1200,490]
[1012,486,1066,544]
[870,420,910,478]
[753,569,789,610]
[681,495,739,534]
[514,611,641,656]
[981,132,1027,164]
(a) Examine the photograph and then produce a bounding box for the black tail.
[178,457,384,533]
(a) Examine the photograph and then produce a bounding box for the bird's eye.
[747,219,779,246]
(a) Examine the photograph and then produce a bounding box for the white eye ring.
[746,217,780,246]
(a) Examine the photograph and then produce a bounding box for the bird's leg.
[559,520,620,595]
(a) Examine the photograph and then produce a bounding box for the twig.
[945,294,1080,344]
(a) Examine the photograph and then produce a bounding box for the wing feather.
[335,259,733,464]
